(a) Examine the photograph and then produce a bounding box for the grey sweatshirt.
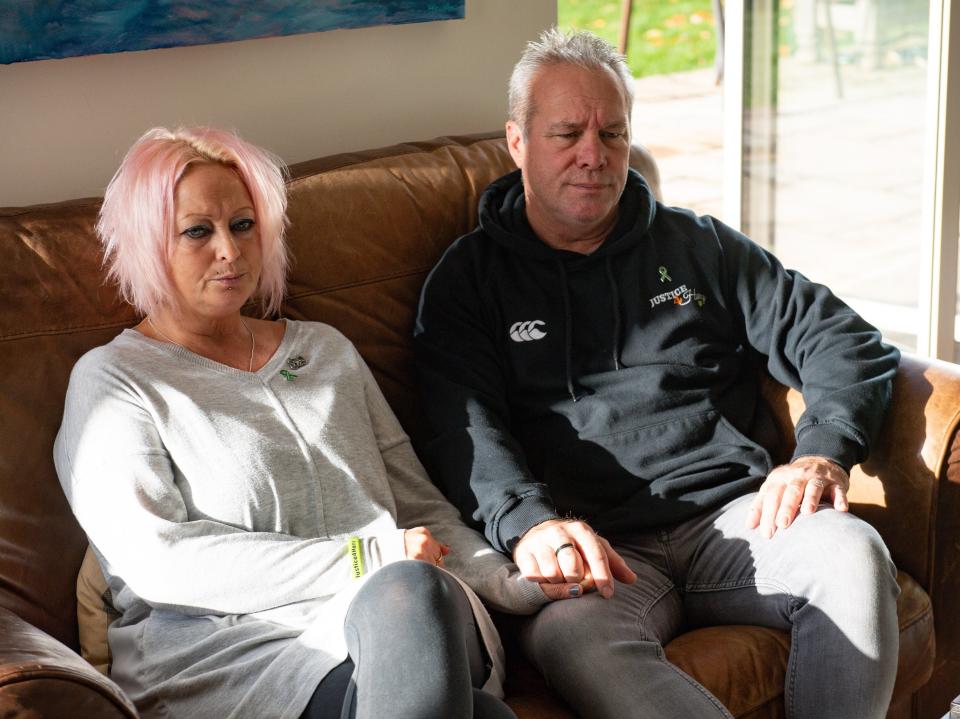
[55,320,546,719]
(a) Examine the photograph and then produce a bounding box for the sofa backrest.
[1,194,133,648]
[281,134,517,439]
[0,131,660,649]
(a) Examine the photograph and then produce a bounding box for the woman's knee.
[376,560,461,602]
[349,561,468,628]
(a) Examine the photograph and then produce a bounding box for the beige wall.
[0,0,555,207]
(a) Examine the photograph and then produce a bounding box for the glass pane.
[633,69,724,217]
[742,0,931,351]
[558,0,724,217]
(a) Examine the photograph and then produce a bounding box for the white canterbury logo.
[510,321,547,342]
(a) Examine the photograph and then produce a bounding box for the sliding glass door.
[727,0,959,359]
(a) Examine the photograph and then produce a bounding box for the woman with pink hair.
[54,127,563,719]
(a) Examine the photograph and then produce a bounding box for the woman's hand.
[404,526,450,567]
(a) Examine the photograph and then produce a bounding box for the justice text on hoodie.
[414,169,900,554]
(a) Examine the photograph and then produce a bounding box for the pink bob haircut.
[97,126,289,317]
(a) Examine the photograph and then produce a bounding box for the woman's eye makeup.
[181,225,211,239]
[178,217,254,239]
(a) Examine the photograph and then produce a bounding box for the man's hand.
[514,518,637,598]
[745,456,850,539]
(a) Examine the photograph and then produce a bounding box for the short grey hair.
[508,27,634,132]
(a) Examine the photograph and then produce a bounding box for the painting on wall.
[0,1,465,65]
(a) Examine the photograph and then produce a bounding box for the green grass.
[558,0,718,78]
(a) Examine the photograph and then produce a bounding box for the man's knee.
[813,512,894,574]
[789,510,899,610]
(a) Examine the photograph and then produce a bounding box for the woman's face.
[167,162,261,321]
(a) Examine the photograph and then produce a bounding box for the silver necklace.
[147,316,255,372]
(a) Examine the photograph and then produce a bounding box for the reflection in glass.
[741,0,930,351]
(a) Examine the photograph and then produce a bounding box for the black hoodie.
[414,169,900,554]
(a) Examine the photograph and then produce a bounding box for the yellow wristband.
[348,536,365,579]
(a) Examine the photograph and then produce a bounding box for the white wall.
[0,0,555,207]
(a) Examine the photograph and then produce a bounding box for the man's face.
[506,62,631,247]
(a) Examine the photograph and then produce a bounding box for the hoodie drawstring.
[557,258,624,402]
[605,256,622,371]
[556,260,579,402]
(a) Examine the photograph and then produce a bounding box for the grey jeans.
[521,493,900,719]
[300,560,516,719]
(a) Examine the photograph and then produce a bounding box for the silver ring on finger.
[554,542,575,558]
[811,479,826,489]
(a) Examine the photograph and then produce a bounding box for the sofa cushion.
[76,547,113,676]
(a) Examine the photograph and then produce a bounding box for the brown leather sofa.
[1,132,957,719]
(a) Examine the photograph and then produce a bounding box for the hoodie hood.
[476,168,658,400]
[477,167,658,263]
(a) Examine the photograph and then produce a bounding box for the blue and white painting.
[0,1,465,65]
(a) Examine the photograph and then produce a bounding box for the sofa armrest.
[850,354,960,585]
[0,606,137,718]
[761,353,960,581]
[760,352,960,714]
[849,354,960,717]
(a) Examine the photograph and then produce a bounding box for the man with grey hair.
[415,27,900,718]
